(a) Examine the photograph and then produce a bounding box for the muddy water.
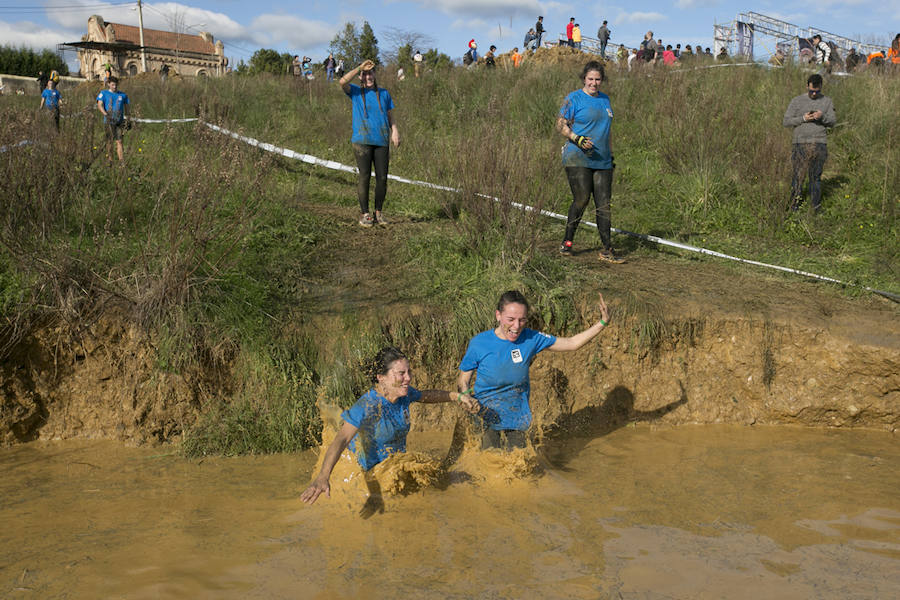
[2,426,898,599]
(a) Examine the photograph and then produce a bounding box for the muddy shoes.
[359,213,375,227]
[598,248,625,264]
[559,240,573,256]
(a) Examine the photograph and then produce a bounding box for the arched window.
[127,62,138,76]
[197,69,209,77]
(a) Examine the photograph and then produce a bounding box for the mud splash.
[3,426,898,598]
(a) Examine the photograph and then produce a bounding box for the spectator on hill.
[616,45,628,68]
[769,48,786,67]
[96,75,130,164]
[717,47,728,61]
[39,73,61,132]
[291,55,302,77]
[485,45,497,68]
[511,47,523,67]
[705,48,713,58]
[300,346,479,505]
[397,67,405,81]
[628,48,638,71]
[866,51,885,67]
[844,48,860,71]
[694,45,703,58]
[556,60,623,263]
[325,53,337,82]
[340,60,400,227]
[524,28,537,52]
[663,45,677,66]
[414,50,423,77]
[457,290,611,451]
[812,35,831,72]
[681,44,693,59]
[535,16,545,49]
[159,63,169,82]
[336,59,345,77]
[889,34,900,65]
[642,32,657,63]
[566,18,575,48]
[463,40,478,66]
[597,21,611,58]
[783,73,836,213]
[36,70,49,91]
[573,23,582,50]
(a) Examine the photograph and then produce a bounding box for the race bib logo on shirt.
[607,108,614,118]
[511,348,523,363]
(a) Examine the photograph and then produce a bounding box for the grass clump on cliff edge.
[1,59,897,455]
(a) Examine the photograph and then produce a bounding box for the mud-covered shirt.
[559,89,613,169]
[459,328,557,431]
[341,387,421,470]
[97,89,129,124]
[346,84,394,147]
[41,88,60,110]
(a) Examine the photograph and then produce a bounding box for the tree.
[329,22,362,67]
[423,48,453,70]
[397,43,413,72]
[0,45,69,77]
[381,27,434,64]
[358,21,380,66]
[244,48,293,75]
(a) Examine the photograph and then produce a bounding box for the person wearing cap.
[340,59,400,227]
[783,73,836,213]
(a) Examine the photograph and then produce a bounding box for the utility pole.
[137,0,148,72]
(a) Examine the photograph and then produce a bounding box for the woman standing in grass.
[457,290,611,450]
[339,59,400,227]
[556,61,623,263]
[301,347,478,505]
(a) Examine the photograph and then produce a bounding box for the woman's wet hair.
[496,290,530,314]
[581,60,606,82]
[369,346,407,383]
[359,67,384,117]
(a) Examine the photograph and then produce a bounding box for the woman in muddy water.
[557,60,624,263]
[457,290,610,451]
[339,59,400,228]
[301,347,479,505]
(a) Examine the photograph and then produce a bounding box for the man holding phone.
[783,74,836,212]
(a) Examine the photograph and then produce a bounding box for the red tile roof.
[107,22,217,55]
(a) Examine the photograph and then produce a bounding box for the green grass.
[1,60,897,454]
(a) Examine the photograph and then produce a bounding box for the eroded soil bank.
[2,267,898,445]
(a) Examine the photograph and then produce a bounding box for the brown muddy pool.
[2,425,898,599]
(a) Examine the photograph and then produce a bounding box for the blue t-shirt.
[41,88,60,110]
[346,84,394,146]
[96,89,129,124]
[559,89,613,169]
[459,328,557,431]
[341,387,422,470]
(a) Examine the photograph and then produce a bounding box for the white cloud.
[0,19,79,48]
[406,0,541,19]
[674,0,720,8]
[618,12,667,24]
[249,14,338,49]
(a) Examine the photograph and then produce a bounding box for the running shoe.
[375,212,389,226]
[359,213,374,227]
[559,240,573,255]
[598,248,625,264]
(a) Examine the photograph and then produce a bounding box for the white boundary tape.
[7,116,898,302]
[0,140,33,153]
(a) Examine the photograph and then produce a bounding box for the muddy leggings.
[353,143,389,214]
[564,166,613,249]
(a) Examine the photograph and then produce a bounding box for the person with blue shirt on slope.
[96,75,130,163]
[339,59,400,228]
[301,347,479,505]
[557,61,624,263]
[39,72,61,132]
[457,290,611,451]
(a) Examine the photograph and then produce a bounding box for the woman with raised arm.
[339,59,400,228]
[457,290,611,450]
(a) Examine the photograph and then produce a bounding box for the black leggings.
[353,143,389,214]
[563,166,613,249]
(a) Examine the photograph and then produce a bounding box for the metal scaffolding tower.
[715,11,886,63]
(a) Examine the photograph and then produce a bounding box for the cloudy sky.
[2,0,896,70]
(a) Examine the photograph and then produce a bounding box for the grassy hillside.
[1,59,897,454]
